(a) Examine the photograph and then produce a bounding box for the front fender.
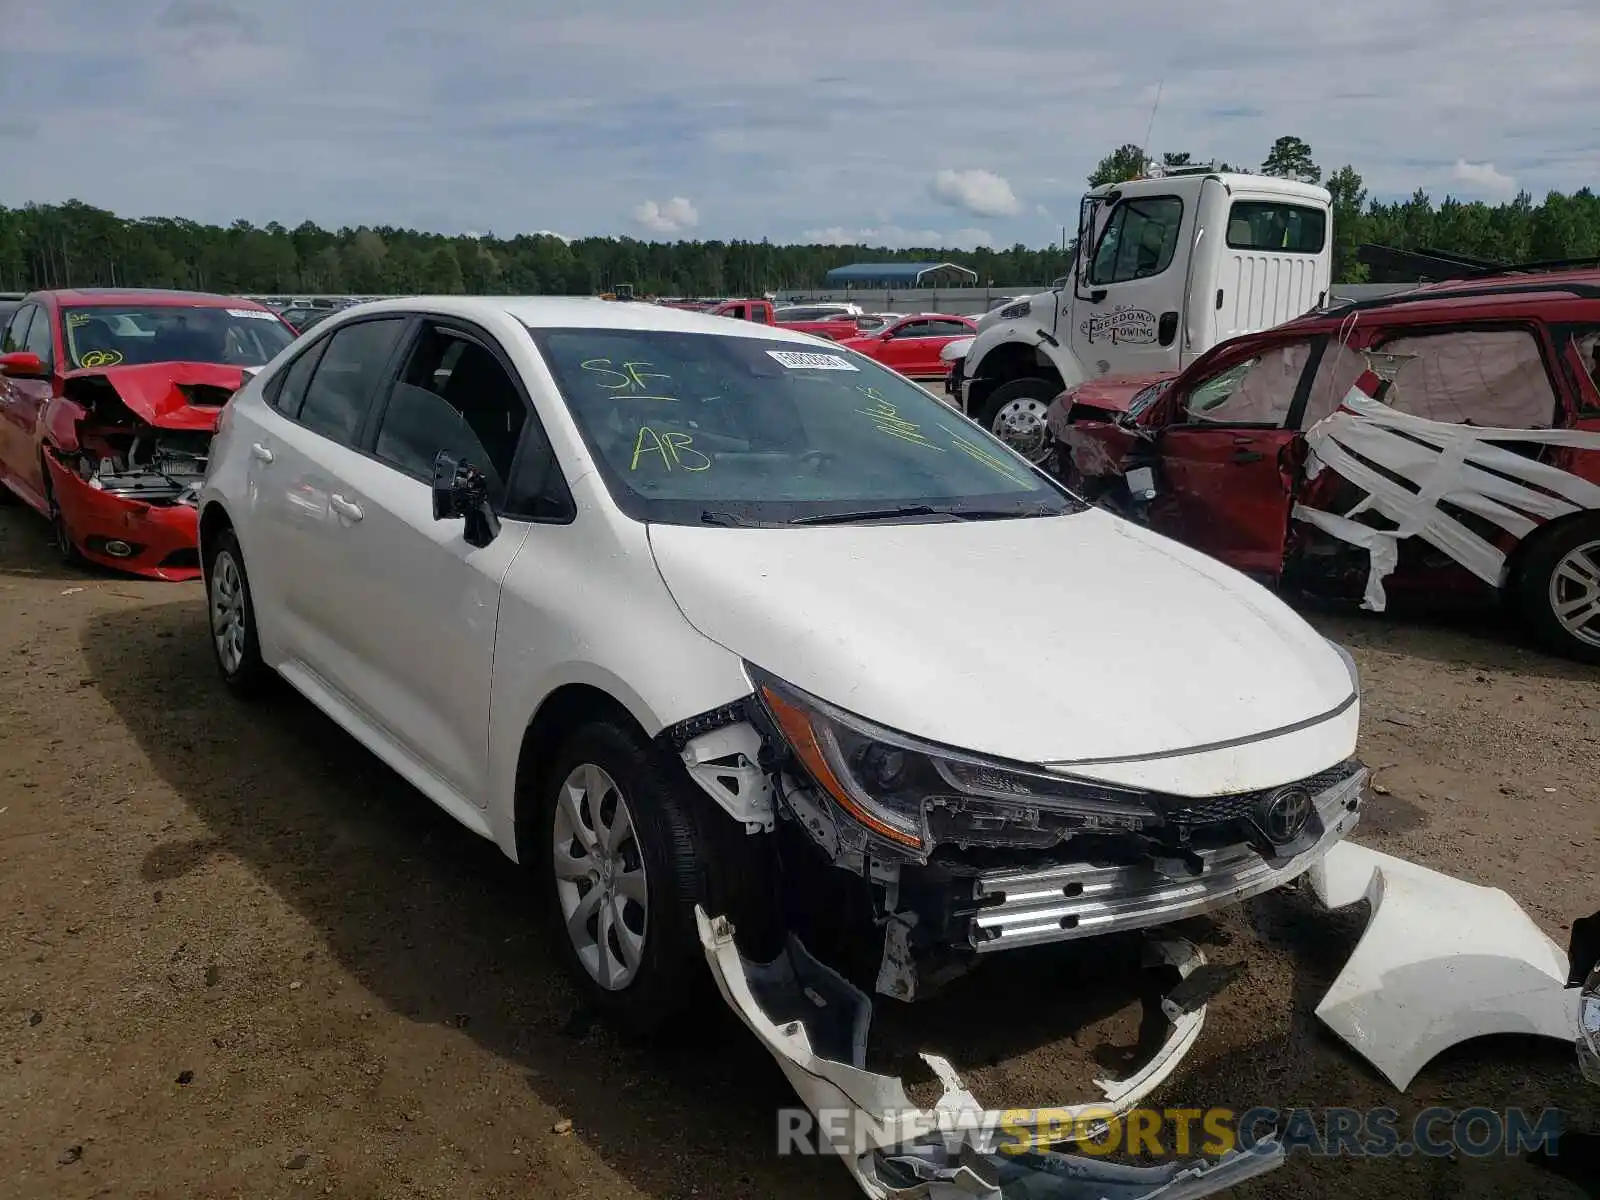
[964,322,1088,391]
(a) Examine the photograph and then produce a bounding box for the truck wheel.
[1515,515,1600,664]
[539,721,770,1037]
[977,377,1058,464]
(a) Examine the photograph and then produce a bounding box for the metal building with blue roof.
[822,262,980,288]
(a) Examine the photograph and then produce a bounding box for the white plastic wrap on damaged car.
[1294,380,1600,611]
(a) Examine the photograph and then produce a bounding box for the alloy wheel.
[1549,538,1600,649]
[210,550,247,674]
[552,762,650,991]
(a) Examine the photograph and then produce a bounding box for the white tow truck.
[945,167,1334,460]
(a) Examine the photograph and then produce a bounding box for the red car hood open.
[62,361,252,431]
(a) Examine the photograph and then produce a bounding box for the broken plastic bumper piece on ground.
[1307,841,1583,1090]
[696,908,1286,1199]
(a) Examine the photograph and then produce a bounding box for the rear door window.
[293,318,407,446]
[1373,328,1558,428]
[1225,202,1328,253]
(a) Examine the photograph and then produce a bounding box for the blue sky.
[1,0,1596,248]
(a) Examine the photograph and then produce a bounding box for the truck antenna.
[1142,80,1164,168]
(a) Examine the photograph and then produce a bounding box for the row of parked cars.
[0,283,1593,1195]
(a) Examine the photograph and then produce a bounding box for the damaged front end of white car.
[695,908,1288,1198]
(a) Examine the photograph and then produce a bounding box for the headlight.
[749,668,1157,854]
[998,300,1032,321]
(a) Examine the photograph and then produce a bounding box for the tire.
[538,720,768,1037]
[1514,515,1600,664]
[201,528,274,696]
[40,466,84,566]
[976,376,1059,464]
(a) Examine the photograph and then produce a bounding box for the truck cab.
[948,169,1333,461]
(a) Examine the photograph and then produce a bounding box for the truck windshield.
[528,327,1079,527]
[62,305,294,369]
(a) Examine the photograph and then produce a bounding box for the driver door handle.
[1232,449,1265,464]
[329,494,363,522]
[250,442,274,463]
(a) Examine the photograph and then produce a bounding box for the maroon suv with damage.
[0,289,296,580]
[1049,270,1600,662]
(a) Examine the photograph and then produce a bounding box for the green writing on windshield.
[631,426,712,472]
[581,358,678,401]
[856,385,941,450]
[937,422,1032,487]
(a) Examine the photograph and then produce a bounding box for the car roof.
[34,288,273,309]
[322,295,837,344]
[1293,268,1600,330]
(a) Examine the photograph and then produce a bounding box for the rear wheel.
[202,528,273,696]
[1515,516,1600,664]
[977,377,1058,464]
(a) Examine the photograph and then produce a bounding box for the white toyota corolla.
[197,296,1367,1032]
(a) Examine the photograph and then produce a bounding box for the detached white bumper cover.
[1308,841,1578,1090]
[696,908,1285,1199]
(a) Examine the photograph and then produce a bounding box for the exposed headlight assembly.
[749,668,1157,856]
[998,300,1032,321]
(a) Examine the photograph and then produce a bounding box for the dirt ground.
[2,502,1597,1200]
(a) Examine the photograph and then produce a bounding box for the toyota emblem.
[1260,786,1313,844]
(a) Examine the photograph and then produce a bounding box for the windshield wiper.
[788,504,946,526]
[701,510,757,527]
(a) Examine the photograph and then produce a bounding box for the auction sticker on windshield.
[766,350,859,371]
[227,308,281,320]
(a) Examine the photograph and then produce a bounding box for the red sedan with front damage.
[834,313,978,379]
[0,289,296,580]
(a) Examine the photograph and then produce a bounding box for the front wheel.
[539,722,721,1036]
[1515,516,1600,664]
[976,377,1059,464]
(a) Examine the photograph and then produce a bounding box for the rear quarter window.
[1226,202,1328,253]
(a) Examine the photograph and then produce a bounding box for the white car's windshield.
[528,327,1080,527]
[63,304,294,370]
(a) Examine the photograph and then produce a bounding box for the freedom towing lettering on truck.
[1079,304,1158,346]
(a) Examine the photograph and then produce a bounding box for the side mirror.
[879,329,894,341]
[0,351,47,379]
[431,450,501,548]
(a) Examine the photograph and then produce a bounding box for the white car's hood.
[647,508,1355,772]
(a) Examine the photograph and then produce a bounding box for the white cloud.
[1449,159,1519,199]
[531,229,571,243]
[802,225,993,250]
[631,197,699,235]
[1,2,1596,242]
[929,168,1021,219]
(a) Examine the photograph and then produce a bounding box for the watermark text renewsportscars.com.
[776,1105,1568,1158]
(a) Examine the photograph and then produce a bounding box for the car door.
[1078,194,1189,375]
[0,303,57,509]
[243,314,411,692]
[878,319,932,375]
[310,318,540,804]
[1150,336,1324,579]
[905,318,976,378]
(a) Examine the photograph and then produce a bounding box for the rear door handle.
[329,494,363,522]
[250,442,274,463]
